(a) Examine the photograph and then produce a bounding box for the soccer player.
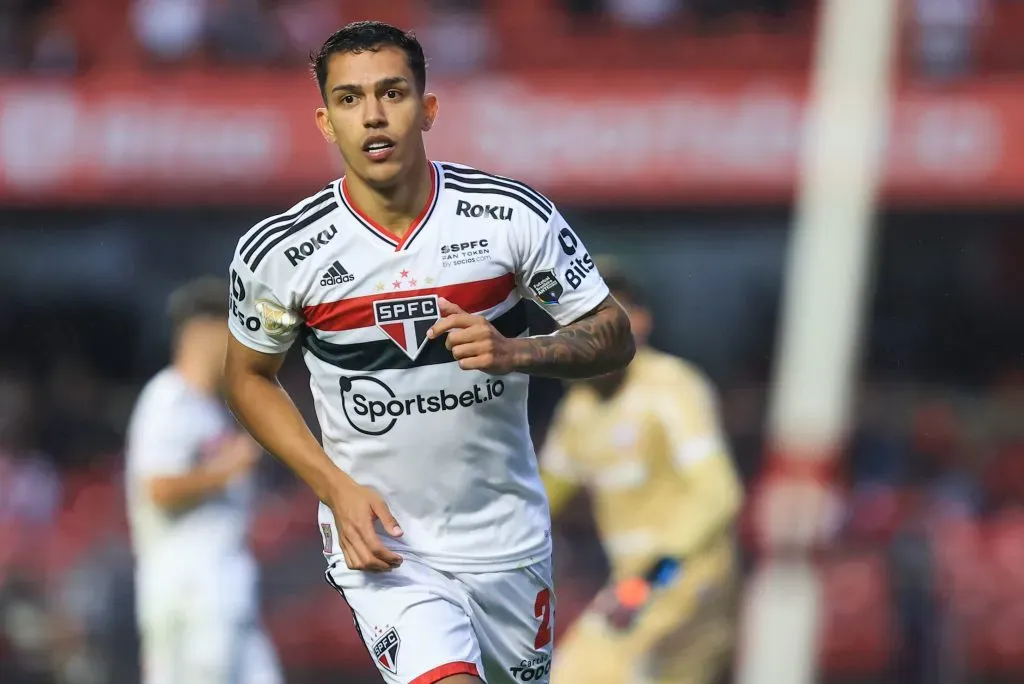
[541,264,744,684]
[125,277,282,684]
[222,20,634,684]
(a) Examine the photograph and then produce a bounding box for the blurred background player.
[541,260,744,684]
[124,277,282,684]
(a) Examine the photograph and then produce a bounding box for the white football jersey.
[126,369,257,621]
[228,161,609,572]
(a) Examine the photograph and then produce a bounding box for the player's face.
[184,317,230,383]
[315,47,438,190]
[618,296,651,348]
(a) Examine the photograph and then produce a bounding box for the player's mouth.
[363,136,396,162]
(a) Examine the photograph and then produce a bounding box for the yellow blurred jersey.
[541,347,744,581]
[541,348,745,684]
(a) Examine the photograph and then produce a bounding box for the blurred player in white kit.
[125,277,282,684]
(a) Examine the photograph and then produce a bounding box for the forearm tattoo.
[513,296,635,379]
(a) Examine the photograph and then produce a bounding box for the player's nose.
[362,99,387,128]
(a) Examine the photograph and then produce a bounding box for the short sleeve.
[127,401,198,478]
[229,243,302,354]
[652,371,729,471]
[514,208,610,326]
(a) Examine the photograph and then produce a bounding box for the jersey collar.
[338,161,440,252]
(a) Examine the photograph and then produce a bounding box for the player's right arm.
[223,249,403,572]
[145,433,258,511]
[130,409,257,513]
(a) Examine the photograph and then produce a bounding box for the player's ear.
[315,107,336,143]
[421,93,438,132]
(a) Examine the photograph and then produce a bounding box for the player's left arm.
[429,207,634,379]
[510,294,633,379]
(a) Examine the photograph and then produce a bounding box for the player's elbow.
[146,478,190,512]
[222,365,246,411]
[712,456,745,522]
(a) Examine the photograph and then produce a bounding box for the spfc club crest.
[374,295,440,360]
[371,626,401,674]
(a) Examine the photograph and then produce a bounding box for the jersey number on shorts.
[533,588,553,649]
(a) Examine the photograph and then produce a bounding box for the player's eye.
[339,94,357,105]
[384,89,402,101]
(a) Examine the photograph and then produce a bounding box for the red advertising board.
[0,71,1022,207]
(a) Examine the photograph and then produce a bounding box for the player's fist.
[427,297,517,375]
[593,578,650,632]
[326,477,404,573]
[209,433,260,480]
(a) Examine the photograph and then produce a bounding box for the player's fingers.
[427,313,480,340]
[338,516,381,569]
[457,353,495,372]
[371,543,404,569]
[436,296,467,316]
[339,534,364,571]
[356,523,403,569]
[345,529,392,572]
[443,326,487,351]
[369,498,404,538]
[450,341,490,361]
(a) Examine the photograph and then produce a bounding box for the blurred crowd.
[0,0,811,75]
[1,0,1020,80]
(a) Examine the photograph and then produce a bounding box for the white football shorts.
[325,553,555,684]
[140,616,282,684]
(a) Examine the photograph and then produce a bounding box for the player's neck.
[597,344,646,397]
[586,367,630,400]
[344,158,434,239]
[172,358,218,397]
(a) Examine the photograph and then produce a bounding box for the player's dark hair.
[167,277,229,341]
[311,21,427,102]
[597,257,648,309]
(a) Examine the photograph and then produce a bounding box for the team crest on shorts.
[373,294,440,360]
[371,626,401,674]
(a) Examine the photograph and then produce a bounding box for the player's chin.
[360,159,405,188]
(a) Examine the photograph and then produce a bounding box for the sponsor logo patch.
[320,523,333,555]
[528,270,563,305]
[509,654,551,681]
[455,200,513,221]
[320,260,355,286]
[440,239,491,268]
[339,375,506,436]
[284,224,338,266]
[254,299,300,339]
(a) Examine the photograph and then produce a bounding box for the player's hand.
[208,433,260,481]
[327,478,404,572]
[592,577,651,632]
[427,297,517,375]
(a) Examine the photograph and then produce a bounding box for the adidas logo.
[320,260,355,286]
